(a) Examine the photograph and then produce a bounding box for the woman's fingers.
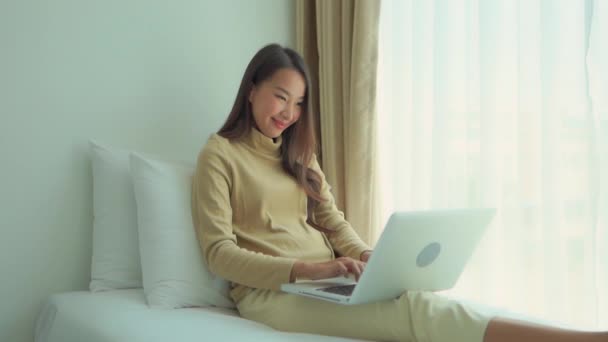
[305,257,367,280]
[334,262,348,277]
[335,257,366,281]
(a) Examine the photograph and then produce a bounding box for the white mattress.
[35,289,367,342]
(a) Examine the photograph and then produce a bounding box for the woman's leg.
[238,289,490,341]
[238,288,607,342]
[484,317,608,342]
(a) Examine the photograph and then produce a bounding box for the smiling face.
[248,68,306,139]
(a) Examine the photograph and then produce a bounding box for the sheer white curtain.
[377,0,607,329]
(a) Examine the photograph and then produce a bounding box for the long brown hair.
[218,44,330,233]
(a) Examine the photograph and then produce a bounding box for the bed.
[35,289,367,342]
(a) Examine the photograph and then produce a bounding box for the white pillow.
[89,141,142,291]
[129,152,234,309]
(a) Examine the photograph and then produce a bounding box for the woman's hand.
[360,250,372,263]
[291,257,367,282]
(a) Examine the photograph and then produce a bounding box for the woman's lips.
[273,118,287,129]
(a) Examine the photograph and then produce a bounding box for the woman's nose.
[282,103,297,120]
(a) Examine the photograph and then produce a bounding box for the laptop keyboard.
[317,284,356,297]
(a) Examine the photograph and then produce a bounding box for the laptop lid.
[347,207,496,305]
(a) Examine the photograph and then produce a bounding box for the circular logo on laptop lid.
[416,242,441,267]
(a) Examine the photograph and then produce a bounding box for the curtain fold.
[296,0,382,244]
[377,0,607,329]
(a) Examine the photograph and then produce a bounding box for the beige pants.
[237,289,492,342]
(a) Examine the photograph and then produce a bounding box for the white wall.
[0,1,295,341]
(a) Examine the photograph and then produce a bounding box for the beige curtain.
[296,0,381,244]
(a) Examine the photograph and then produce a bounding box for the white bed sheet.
[35,289,367,342]
[35,289,580,342]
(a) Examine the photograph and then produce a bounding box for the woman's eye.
[275,95,287,101]
[297,102,303,107]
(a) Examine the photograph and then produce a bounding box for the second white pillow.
[130,152,234,309]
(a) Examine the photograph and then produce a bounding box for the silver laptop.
[281,208,496,305]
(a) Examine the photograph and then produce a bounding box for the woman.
[191,43,607,342]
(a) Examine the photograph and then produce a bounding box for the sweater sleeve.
[309,156,372,260]
[191,137,296,291]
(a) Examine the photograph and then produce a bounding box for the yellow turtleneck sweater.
[191,128,371,303]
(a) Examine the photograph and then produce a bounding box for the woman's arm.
[309,156,373,259]
[192,138,296,291]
